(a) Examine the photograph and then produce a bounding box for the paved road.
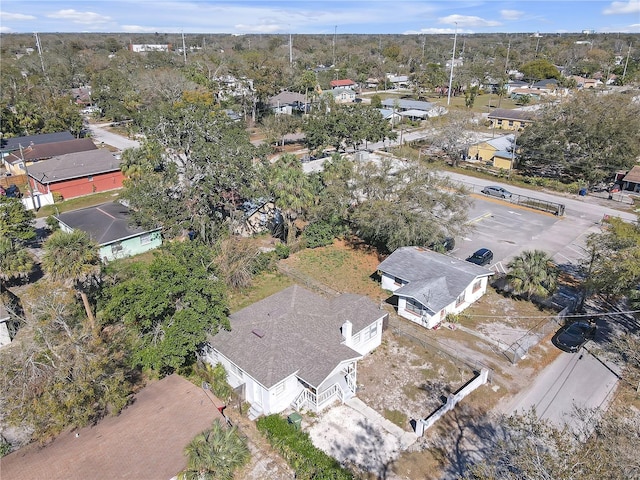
[503,345,620,432]
[86,121,140,151]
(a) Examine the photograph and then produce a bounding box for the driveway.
[86,121,140,151]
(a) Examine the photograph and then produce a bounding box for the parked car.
[481,186,512,199]
[466,248,493,266]
[552,320,597,353]
[429,237,455,252]
[4,184,21,198]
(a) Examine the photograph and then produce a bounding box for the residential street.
[85,120,140,151]
[502,346,620,432]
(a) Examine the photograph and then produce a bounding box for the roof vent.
[252,328,265,338]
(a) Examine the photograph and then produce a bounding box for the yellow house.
[468,134,516,168]
[487,108,535,131]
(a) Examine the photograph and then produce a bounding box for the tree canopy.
[518,92,640,184]
[101,241,229,373]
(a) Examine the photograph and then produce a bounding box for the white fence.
[414,368,489,436]
[21,193,54,210]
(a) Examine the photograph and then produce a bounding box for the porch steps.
[247,404,263,421]
[338,376,355,401]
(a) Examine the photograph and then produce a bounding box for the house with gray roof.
[377,247,492,329]
[268,90,309,115]
[381,98,446,118]
[203,285,387,419]
[56,201,162,261]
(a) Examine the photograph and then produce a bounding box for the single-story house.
[3,138,97,175]
[509,88,542,101]
[467,134,516,168]
[621,166,640,193]
[506,80,529,94]
[71,85,92,105]
[531,78,561,94]
[386,75,410,88]
[1,375,225,480]
[0,131,74,155]
[377,246,493,329]
[202,285,387,419]
[56,202,162,261]
[365,77,380,89]
[268,91,308,115]
[378,108,403,125]
[27,149,123,200]
[330,79,356,90]
[570,75,602,89]
[330,88,356,104]
[381,98,445,118]
[487,108,535,131]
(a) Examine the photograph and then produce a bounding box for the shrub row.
[256,414,353,480]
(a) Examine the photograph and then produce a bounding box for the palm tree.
[506,250,558,300]
[0,237,35,285]
[41,230,101,332]
[179,421,250,480]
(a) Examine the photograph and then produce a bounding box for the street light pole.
[447,23,458,106]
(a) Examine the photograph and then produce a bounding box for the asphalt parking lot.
[449,194,601,273]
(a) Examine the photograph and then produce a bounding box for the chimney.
[342,320,353,347]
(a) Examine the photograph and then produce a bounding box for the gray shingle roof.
[27,149,120,183]
[209,285,384,388]
[381,98,434,112]
[269,91,307,107]
[5,138,97,164]
[0,132,74,153]
[488,108,535,122]
[56,202,159,245]
[377,247,492,313]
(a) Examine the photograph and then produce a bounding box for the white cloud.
[501,9,524,21]
[47,9,111,25]
[121,25,179,33]
[603,0,640,14]
[438,14,501,27]
[404,27,474,35]
[235,23,284,33]
[0,11,36,21]
[0,26,13,33]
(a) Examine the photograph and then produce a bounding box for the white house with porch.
[203,285,387,419]
[377,247,493,329]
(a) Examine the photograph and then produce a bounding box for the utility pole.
[34,32,46,76]
[622,43,632,83]
[332,25,337,66]
[19,144,37,210]
[181,31,187,64]
[289,32,293,65]
[422,35,426,62]
[447,23,458,106]
[504,39,511,73]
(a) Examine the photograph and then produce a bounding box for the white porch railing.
[292,383,347,412]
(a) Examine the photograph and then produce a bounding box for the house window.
[363,323,378,341]
[352,332,361,344]
[496,119,503,126]
[274,381,285,396]
[472,279,482,293]
[405,298,423,315]
[87,175,94,181]
[455,291,466,307]
[393,276,404,286]
[140,233,152,245]
[111,242,123,254]
[508,120,514,127]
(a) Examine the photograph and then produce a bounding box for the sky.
[0,0,639,35]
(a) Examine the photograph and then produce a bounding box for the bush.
[303,222,335,248]
[274,243,290,259]
[52,192,64,203]
[45,215,60,232]
[252,251,277,274]
[256,414,353,480]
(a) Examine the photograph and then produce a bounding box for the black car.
[481,186,512,199]
[4,184,21,198]
[552,320,597,353]
[429,237,455,252]
[466,248,493,266]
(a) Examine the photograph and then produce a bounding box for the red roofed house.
[330,79,357,90]
[27,149,123,200]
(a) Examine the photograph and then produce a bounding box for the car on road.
[481,186,512,199]
[466,248,493,266]
[1,184,21,198]
[552,320,597,353]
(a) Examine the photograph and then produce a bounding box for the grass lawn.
[227,272,293,313]
[35,190,122,218]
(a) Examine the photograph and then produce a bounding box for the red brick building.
[27,149,123,200]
